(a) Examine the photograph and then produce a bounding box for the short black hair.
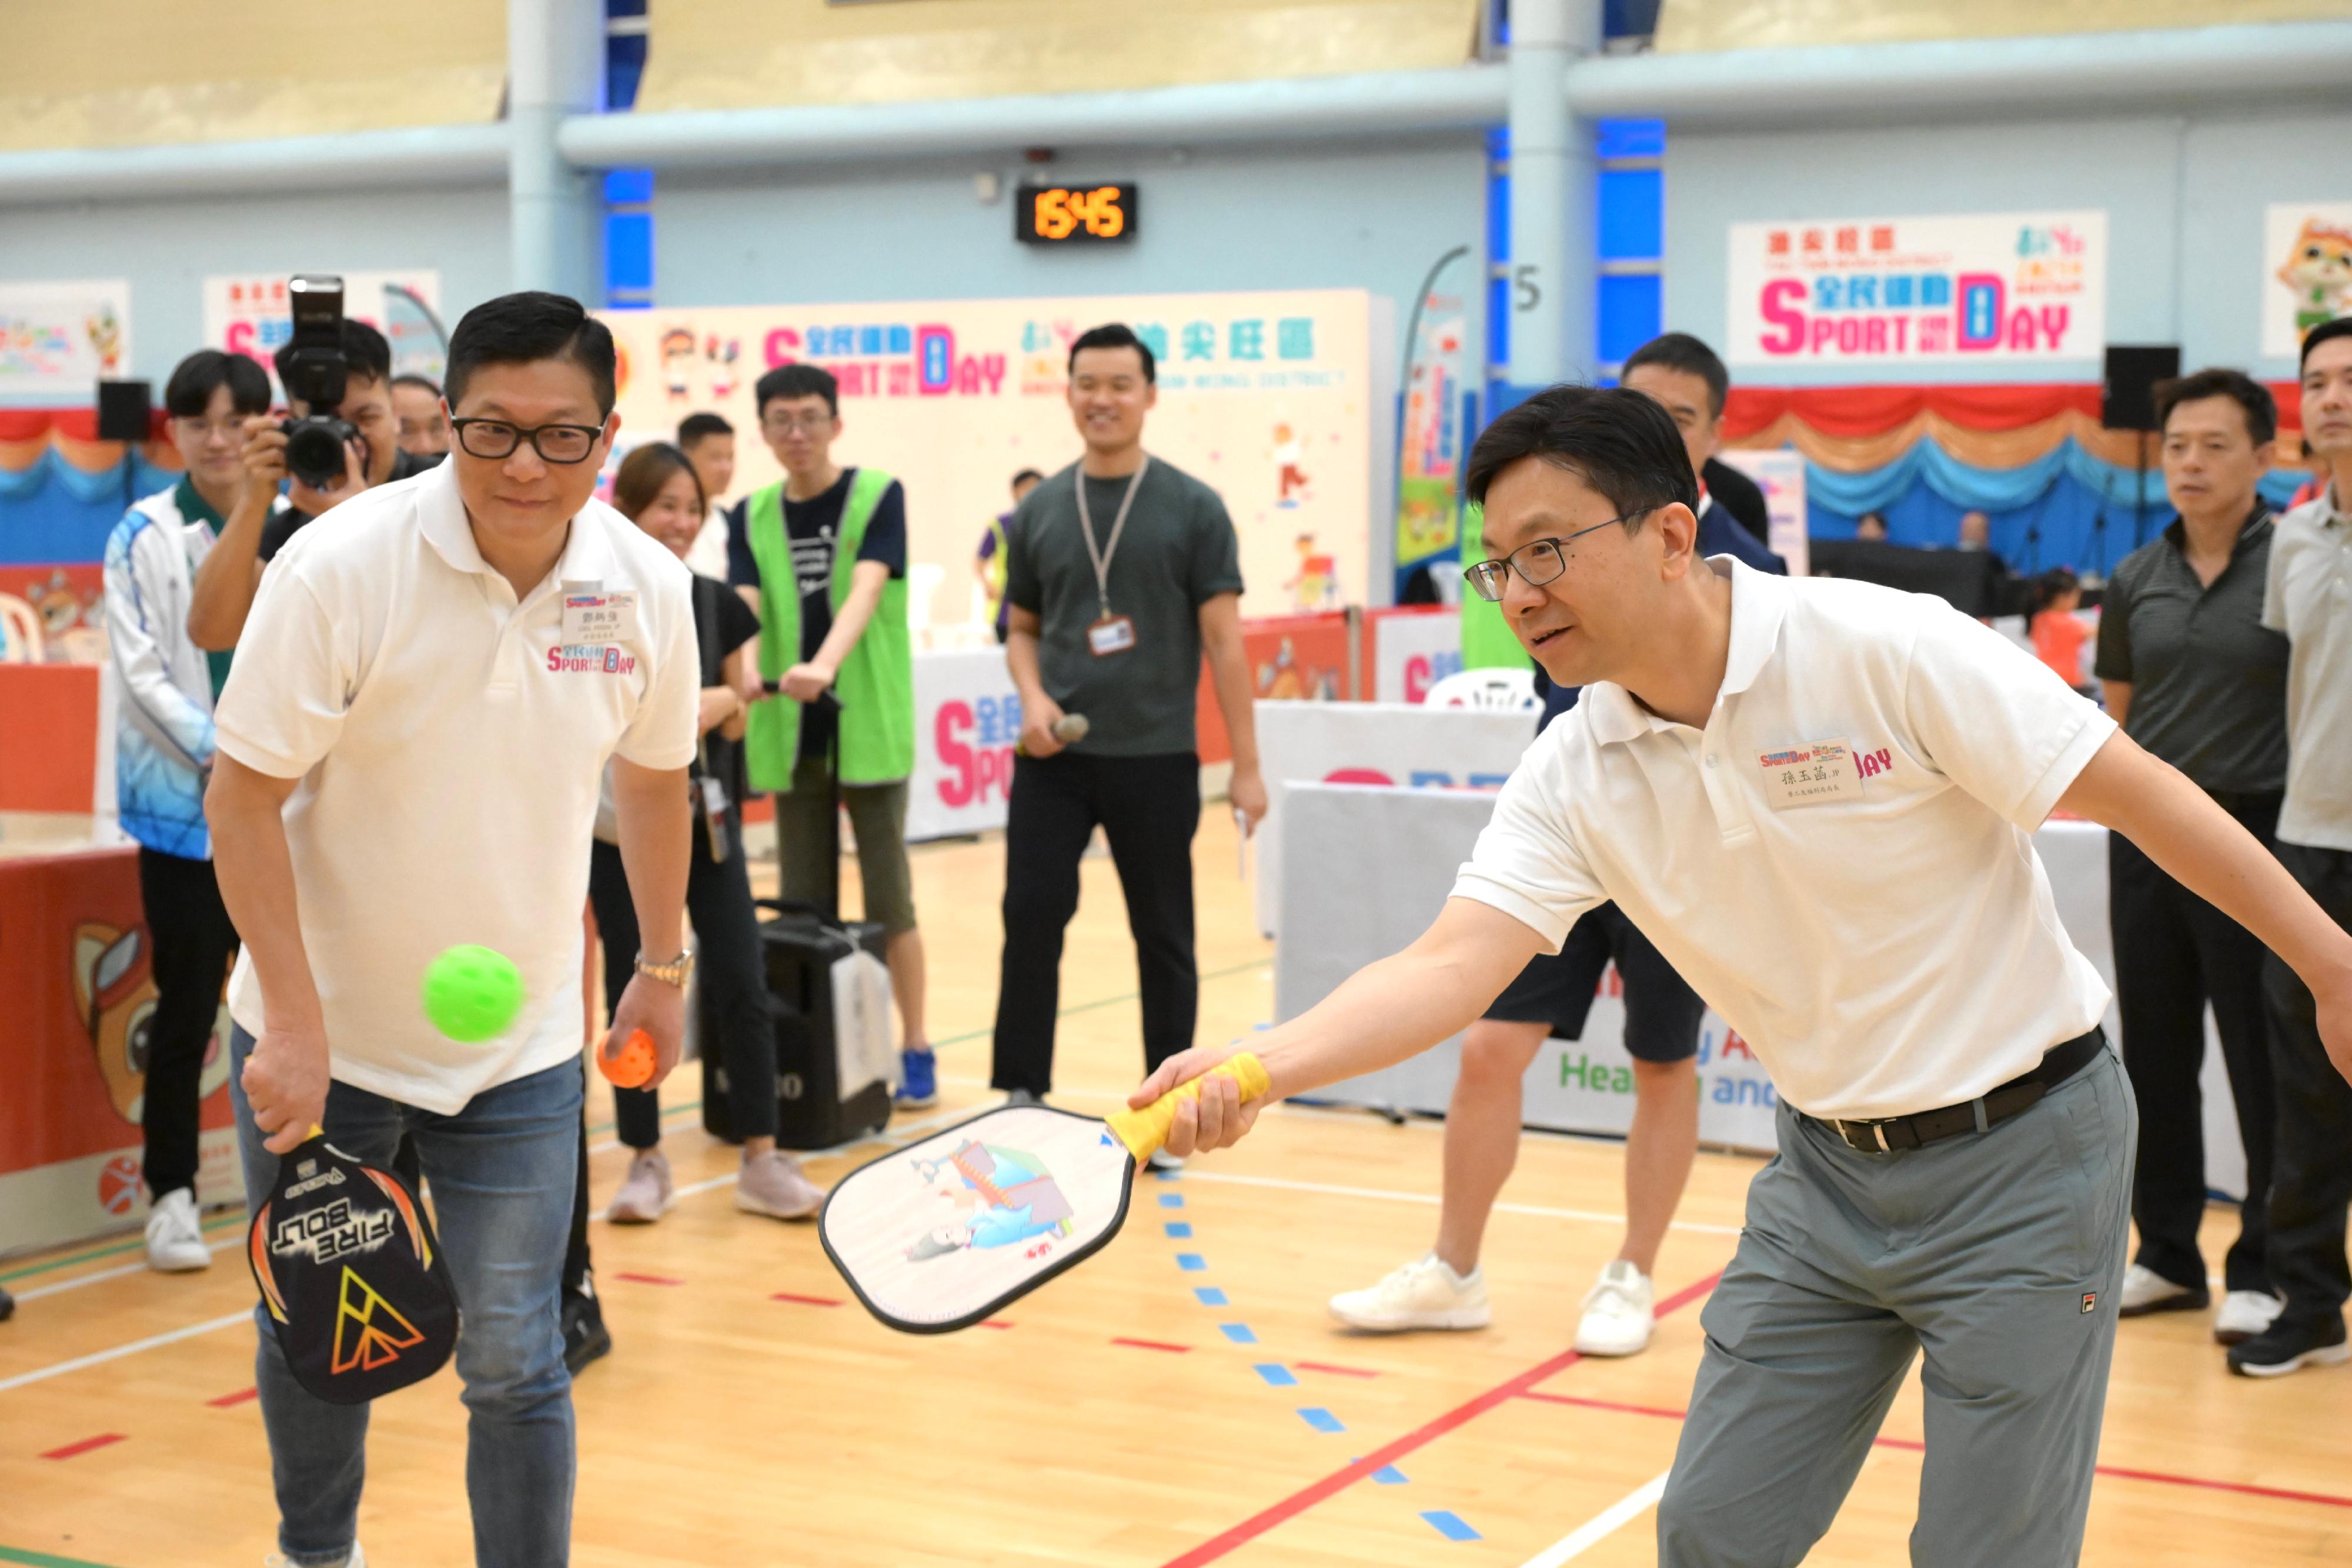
[163,349,271,420]
[1011,467,1044,486]
[1621,332,1730,420]
[754,363,839,419]
[444,291,616,416]
[1068,323,1155,383]
[2154,368,2277,447]
[677,411,734,447]
[391,372,442,397]
[273,319,393,393]
[2301,315,2352,373]
[1465,384,1699,530]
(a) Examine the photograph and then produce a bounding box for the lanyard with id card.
[1076,457,1149,657]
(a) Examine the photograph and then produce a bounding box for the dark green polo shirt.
[2093,509,2287,794]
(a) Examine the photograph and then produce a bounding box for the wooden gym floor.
[3,810,2348,1566]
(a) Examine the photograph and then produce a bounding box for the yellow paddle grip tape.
[1102,1053,1272,1162]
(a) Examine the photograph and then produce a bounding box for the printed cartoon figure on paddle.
[908,1139,1075,1262]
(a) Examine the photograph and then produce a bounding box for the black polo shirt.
[2093,507,2288,794]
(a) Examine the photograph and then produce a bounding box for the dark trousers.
[991,750,1201,1096]
[2108,791,2281,1295]
[2263,842,2352,1332]
[135,846,239,1199]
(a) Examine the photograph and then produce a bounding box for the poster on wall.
[202,270,446,391]
[599,290,1372,621]
[0,280,130,400]
[2261,202,2352,360]
[1714,447,1809,576]
[1726,210,2106,367]
[1394,289,1472,594]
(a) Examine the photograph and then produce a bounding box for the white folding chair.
[0,593,44,663]
[1422,666,1538,712]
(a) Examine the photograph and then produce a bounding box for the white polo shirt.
[2264,482,2352,852]
[1454,558,2116,1122]
[215,459,698,1114]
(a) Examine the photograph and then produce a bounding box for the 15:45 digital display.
[1016,183,1138,245]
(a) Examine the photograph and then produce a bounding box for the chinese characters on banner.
[201,271,446,393]
[2261,202,2352,360]
[0,280,131,400]
[1395,296,1471,589]
[602,290,1371,619]
[1726,211,2106,367]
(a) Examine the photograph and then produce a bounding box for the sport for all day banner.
[600,290,1372,620]
[0,280,130,400]
[2262,202,2352,360]
[202,270,447,392]
[1727,210,2106,367]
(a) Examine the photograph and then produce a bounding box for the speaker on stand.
[2099,345,2179,577]
[96,379,154,516]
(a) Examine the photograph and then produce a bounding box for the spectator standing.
[2093,370,2288,1347]
[101,348,270,1273]
[2240,315,2352,1377]
[2029,567,2090,691]
[392,372,450,457]
[988,324,1268,1148]
[726,366,934,1104]
[677,410,736,579]
[1621,334,1787,577]
[975,467,1044,643]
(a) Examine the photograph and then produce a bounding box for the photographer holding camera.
[189,277,439,651]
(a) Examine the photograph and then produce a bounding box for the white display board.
[1715,447,1809,577]
[1278,786,2243,1184]
[202,270,446,390]
[0,279,130,399]
[1252,700,1536,938]
[1367,606,1462,703]
[906,647,1021,842]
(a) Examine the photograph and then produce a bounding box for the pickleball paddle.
[819,1054,1270,1334]
[247,1127,458,1404]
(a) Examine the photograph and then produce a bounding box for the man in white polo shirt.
[206,291,697,1568]
[1138,385,2352,1564]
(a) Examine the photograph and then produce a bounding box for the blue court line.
[1176,1253,1207,1272]
[1254,1364,1298,1387]
[1221,1323,1257,1345]
[1421,1510,1482,1542]
[1374,1465,1409,1485]
[1298,1407,1345,1433]
[1165,1222,1194,1238]
[1160,1193,1185,1208]
[1193,1287,1228,1306]
[1154,1168,1182,1182]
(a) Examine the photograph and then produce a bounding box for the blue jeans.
[231,1027,580,1567]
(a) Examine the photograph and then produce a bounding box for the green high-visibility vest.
[743,468,914,788]
[1457,504,1532,672]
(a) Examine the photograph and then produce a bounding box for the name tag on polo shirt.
[561,589,638,646]
[1758,738,1863,810]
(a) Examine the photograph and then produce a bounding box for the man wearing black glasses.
[205,291,697,1568]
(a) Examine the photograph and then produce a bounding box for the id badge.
[697,774,731,862]
[1757,738,1863,810]
[1087,614,1137,657]
[562,589,639,646]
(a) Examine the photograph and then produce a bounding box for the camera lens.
[283,417,352,489]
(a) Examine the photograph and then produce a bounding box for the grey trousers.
[1659,1049,2135,1567]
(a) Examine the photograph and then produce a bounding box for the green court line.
[0,958,1268,1289]
[0,1544,129,1568]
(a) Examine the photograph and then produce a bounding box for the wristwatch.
[634,947,696,989]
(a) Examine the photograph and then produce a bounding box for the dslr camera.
[278,274,358,489]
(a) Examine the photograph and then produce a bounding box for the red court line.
[1112,1338,1192,1354]
[1525,1388,2352,1514]
[1293,1361,1379,1379]
[41,1433,126,1460]
[980,1319,1015,1330]
[770,1292,842,1308]
[1157,1272,1721,1568]
[205,1388,259,1409]
[615,1272,683,1286]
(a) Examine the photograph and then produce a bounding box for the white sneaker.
[144,1187,211,1273]
[1146,1149,1186,1174]
[1328,1253,1490,1332]
[2117,1262,2206,1317]
[2214,1290,2287,1346]
[606,1149,671,1224]
[1573,1260,1656,1357]
[265,1544,363,1567]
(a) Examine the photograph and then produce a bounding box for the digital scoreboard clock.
[1015,183,1138,245]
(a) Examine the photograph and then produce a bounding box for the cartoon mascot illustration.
[2278,218,2352,335]
[71,921,232,1125]
[660,327,697,402]
[905,1139,1075,1262]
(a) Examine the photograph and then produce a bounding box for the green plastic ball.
[421,945,524,1043]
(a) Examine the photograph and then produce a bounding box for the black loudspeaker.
[2102,346,2180,432]
[96,379,153,443]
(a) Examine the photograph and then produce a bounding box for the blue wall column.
[509,0,604,300]
[1505,0,1601,386]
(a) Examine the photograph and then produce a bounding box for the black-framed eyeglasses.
[449,417,604,464]
[1462,510,1651,603]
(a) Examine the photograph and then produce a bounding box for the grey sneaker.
[1004,1088,1045,1108]
[607,1149,671,1224]
[736,1151,824,1219]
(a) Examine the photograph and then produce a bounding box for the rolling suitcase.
[703,898,897,1151]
